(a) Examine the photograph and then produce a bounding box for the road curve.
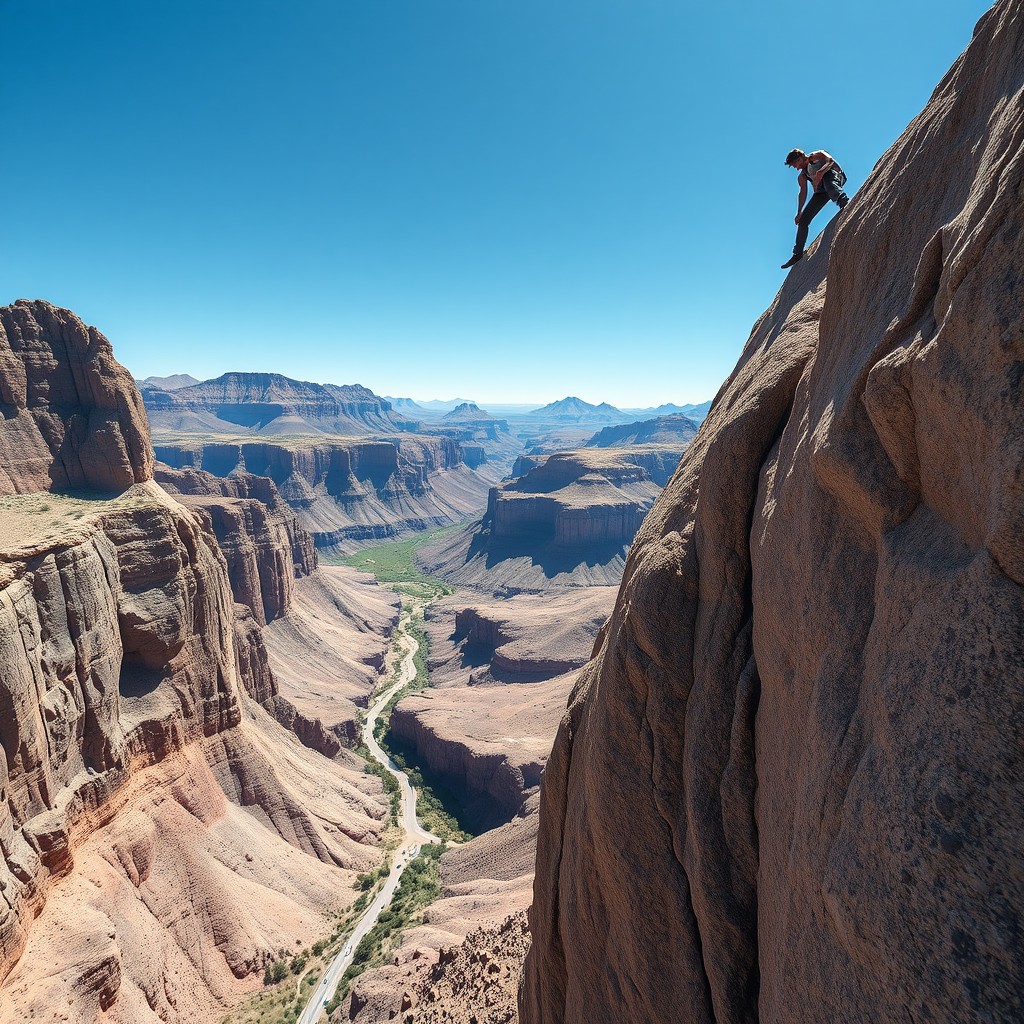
[298,613,441,1024]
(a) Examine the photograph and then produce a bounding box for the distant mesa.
[586,413,700,448]
[442,402,496,422]
[528,396,625,423]
[138,373,200,392]
[143,370,412,435]
[418,446,683,592]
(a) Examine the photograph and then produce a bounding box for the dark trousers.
[793,169,849,254]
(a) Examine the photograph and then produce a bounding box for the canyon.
[1,4,1021,1022]
[0,301,399,1021]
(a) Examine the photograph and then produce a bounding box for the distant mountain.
[441,402,496,422]
[586,414,700,449]
[386,396,427,414]
[139,373,200,392]
[143,371,413,435]
[529,397,626,423]
[416,398,477,412]
[621,400,713,424]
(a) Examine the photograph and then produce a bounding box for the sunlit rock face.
[0,300,154,495]
[522,4,1024,1022]
[0,303,390,1022]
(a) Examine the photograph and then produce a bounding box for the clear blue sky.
[1,0,992,407]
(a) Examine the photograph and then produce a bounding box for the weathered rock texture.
[419,449,682,592]
[155,465,318,625]
[155,436,491,551]
[0,300,153,494]
[523,5,1024,1021]
[0,310,393,1021]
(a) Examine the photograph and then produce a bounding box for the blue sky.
[1,1,993,407]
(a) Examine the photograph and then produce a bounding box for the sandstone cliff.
[155,465,318,626]
[523,5,1024,1021]
[0,304,391,1021]
[156,435,491,551]
[418,449,682,592]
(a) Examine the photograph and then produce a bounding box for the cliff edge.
[522,3,1024,1022]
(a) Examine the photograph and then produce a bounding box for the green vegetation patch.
[337,523,462,592]
[326,845,445,1014]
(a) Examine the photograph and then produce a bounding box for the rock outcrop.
[0,300,153,494]
[522,5,1024,1021]
[155,465,317,625]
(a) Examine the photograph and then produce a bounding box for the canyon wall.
[155,465,318,626]
[0,303,390,1020]
[156,435,490,550]
[143,371,411,434]
[522,4,1024,1021]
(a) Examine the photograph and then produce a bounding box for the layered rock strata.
[419,449,682,592]
[0,304,391,1021]
[155,435,491,551]
[523,5,1024,1021]
[155,465,317,626]
[143,371,411,435]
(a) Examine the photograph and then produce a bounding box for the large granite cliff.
[523,4,1024,1022]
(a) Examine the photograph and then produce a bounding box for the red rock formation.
[155,435,490,549]
[155,465,318,625]
[0,309,392,1019]
[523,4,1024,1021]
[0,300,153,494]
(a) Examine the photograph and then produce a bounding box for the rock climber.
[781,148,849,269]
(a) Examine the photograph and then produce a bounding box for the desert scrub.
[326,845,445,1012]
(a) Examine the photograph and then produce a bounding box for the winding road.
[298,610,441,1024]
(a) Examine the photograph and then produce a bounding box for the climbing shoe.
[781,252,803,269]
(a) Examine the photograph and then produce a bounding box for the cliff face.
[523,4,1024,1022]
[0,482,245,976]
[155,465,318,626]
[0,305,390,1018]
[0,300,153,494]
[155,435,490,550]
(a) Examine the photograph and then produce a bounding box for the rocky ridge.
[522,5,1024,1021]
